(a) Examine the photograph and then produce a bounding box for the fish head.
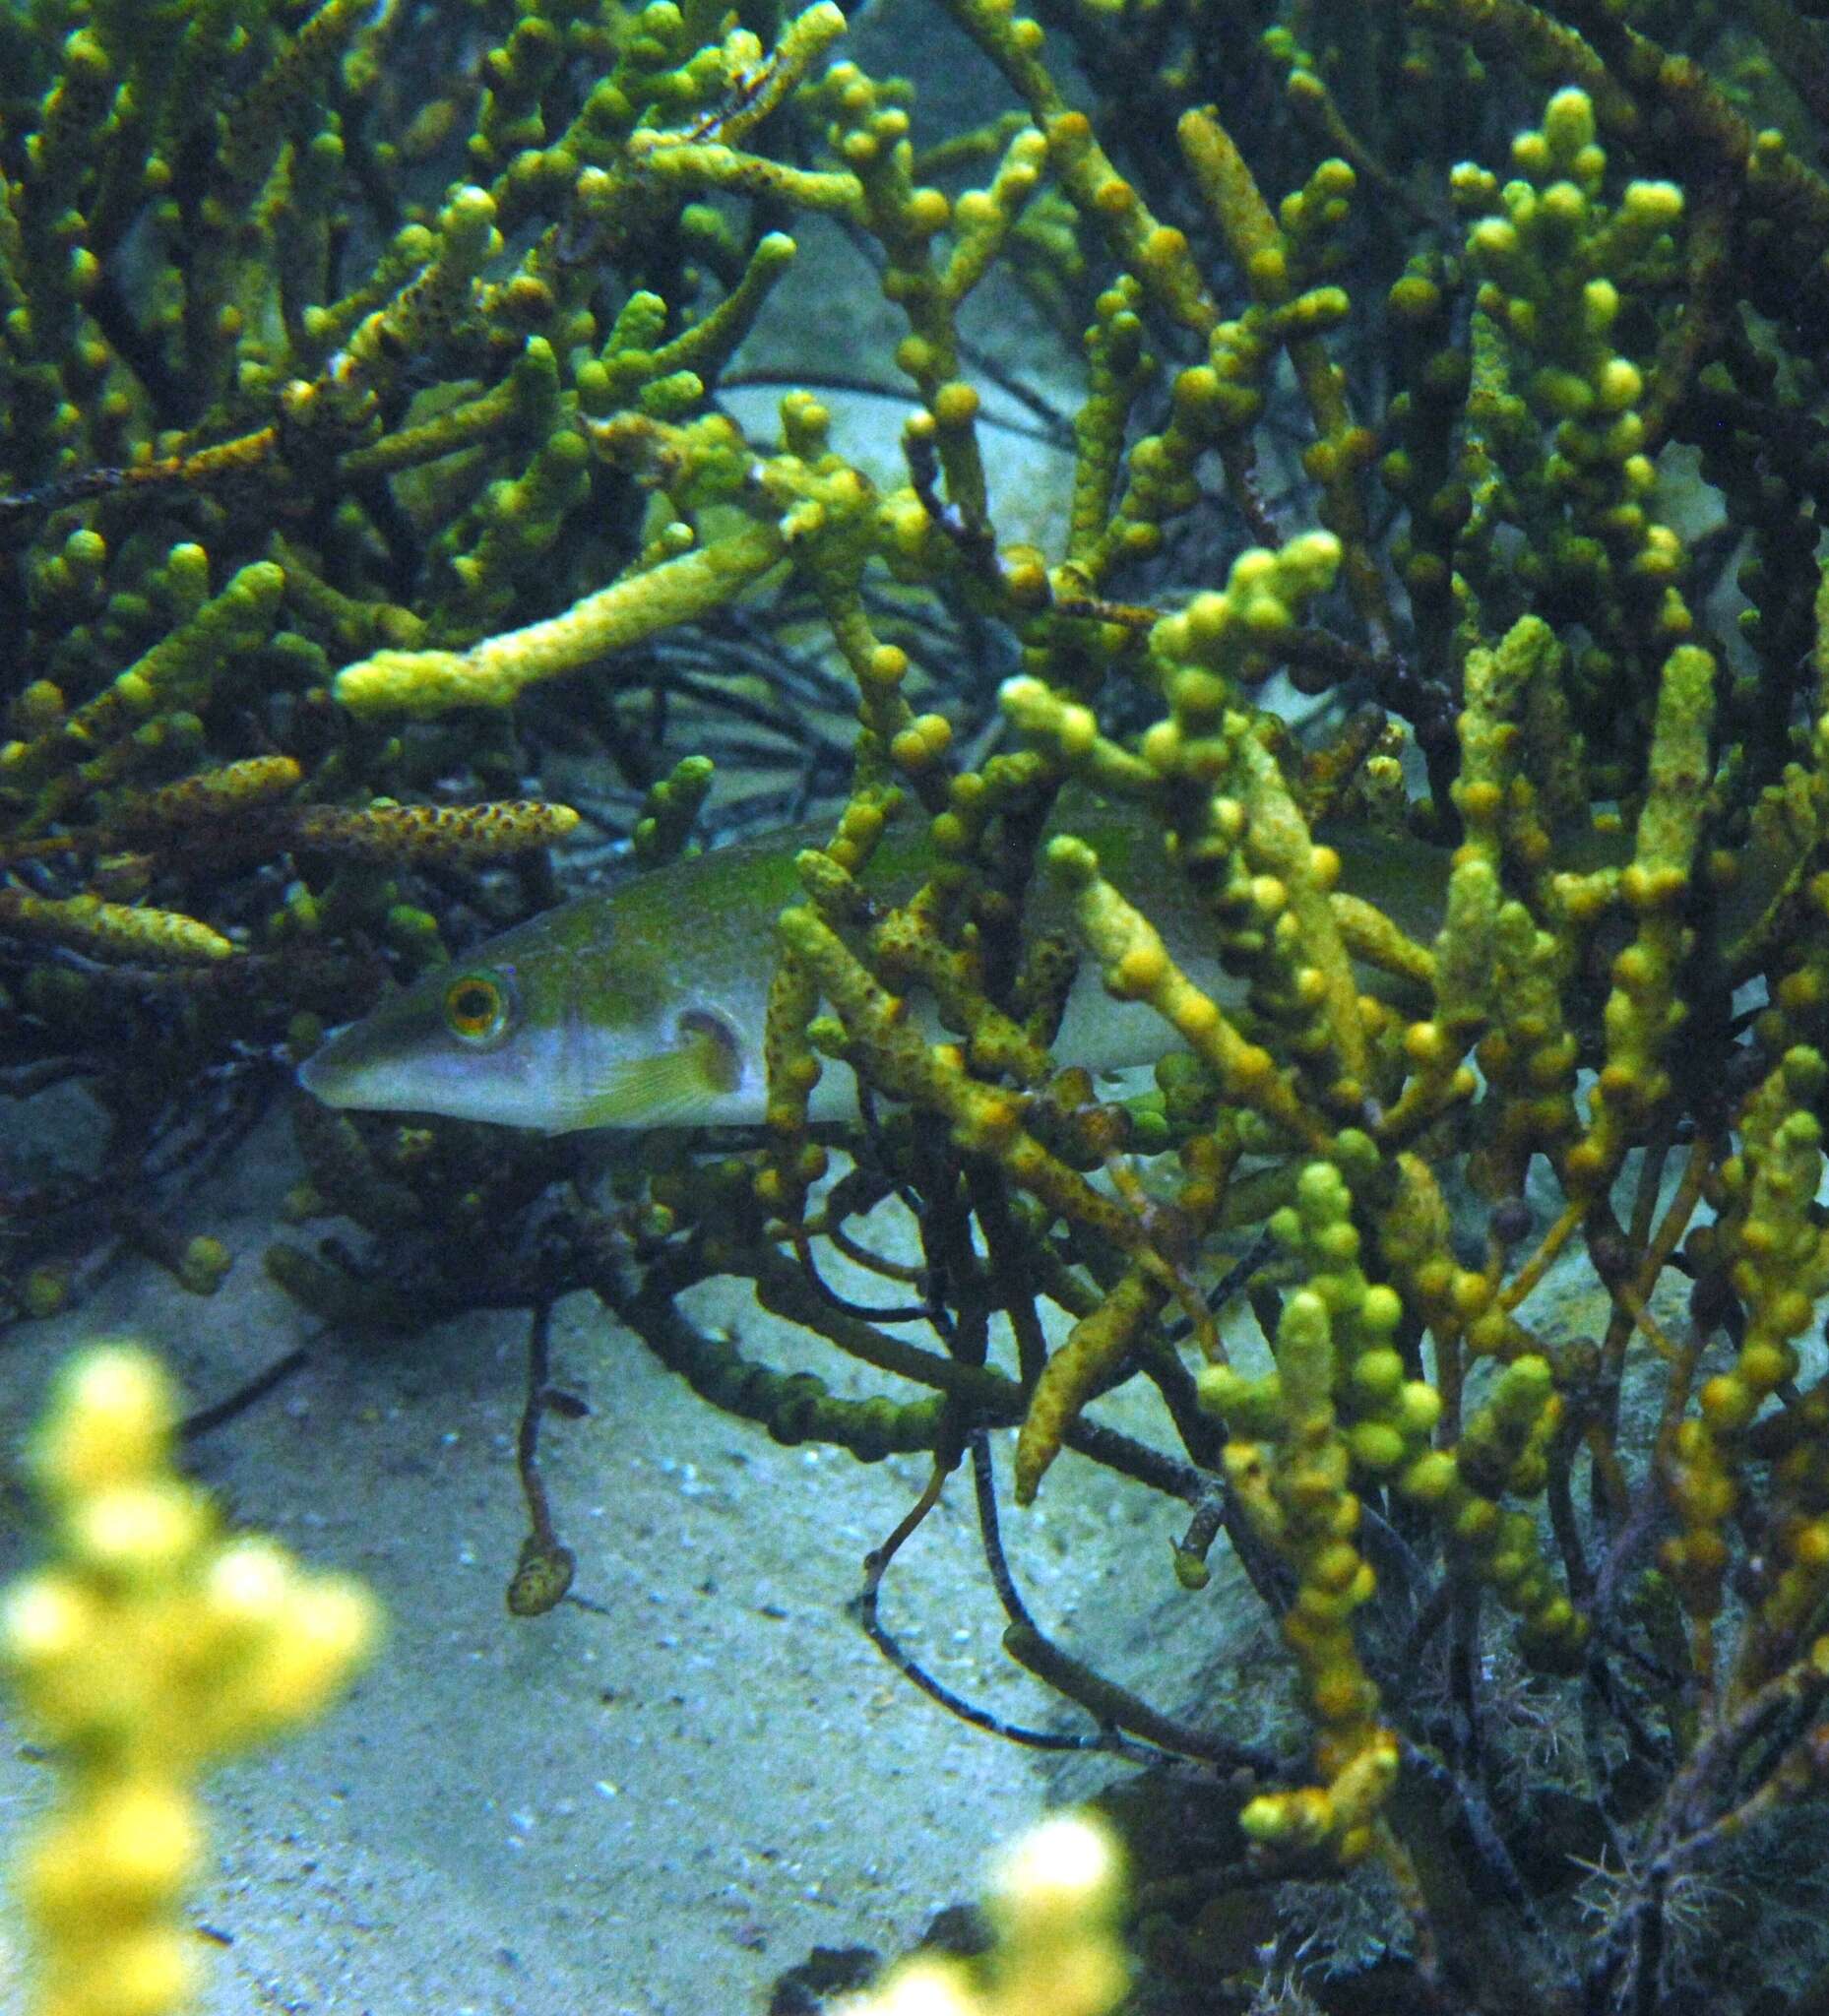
[298,894,757,1132]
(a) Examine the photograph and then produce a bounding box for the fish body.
[299,803,1445,1132]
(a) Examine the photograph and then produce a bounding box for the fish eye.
[443,969,515,1046]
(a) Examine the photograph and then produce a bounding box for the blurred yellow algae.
[0,1345,378,2016]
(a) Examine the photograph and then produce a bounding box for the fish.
[298,800,1448,1132]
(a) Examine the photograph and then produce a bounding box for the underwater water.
[16,0,1829,2011]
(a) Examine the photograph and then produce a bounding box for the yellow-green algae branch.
[335,516,788,716]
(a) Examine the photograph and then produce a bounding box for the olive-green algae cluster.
[0,0,873,1318]
[18,0,1829,2009]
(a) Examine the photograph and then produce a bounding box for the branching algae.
[0,1345,376,2016]
[17,0,1829,2007]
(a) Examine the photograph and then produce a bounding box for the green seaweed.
[13,0,1829,2005]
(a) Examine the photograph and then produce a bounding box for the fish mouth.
[295,1031,357,1106]
[294,1015,545,1128]
[294,1035,431,1116]
[296,1015,407,1109]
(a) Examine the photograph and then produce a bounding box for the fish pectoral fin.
[574,1013,743,1128]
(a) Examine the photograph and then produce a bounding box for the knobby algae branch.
[0,1344,376,2016]
[835,1811,1129,2016]
[0,0,901,1319]
[21,0,1829,2008]
[291,29,1829,2006]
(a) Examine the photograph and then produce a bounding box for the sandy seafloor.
[0,1082,1657,2016]
[0,1083,1241,2016]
